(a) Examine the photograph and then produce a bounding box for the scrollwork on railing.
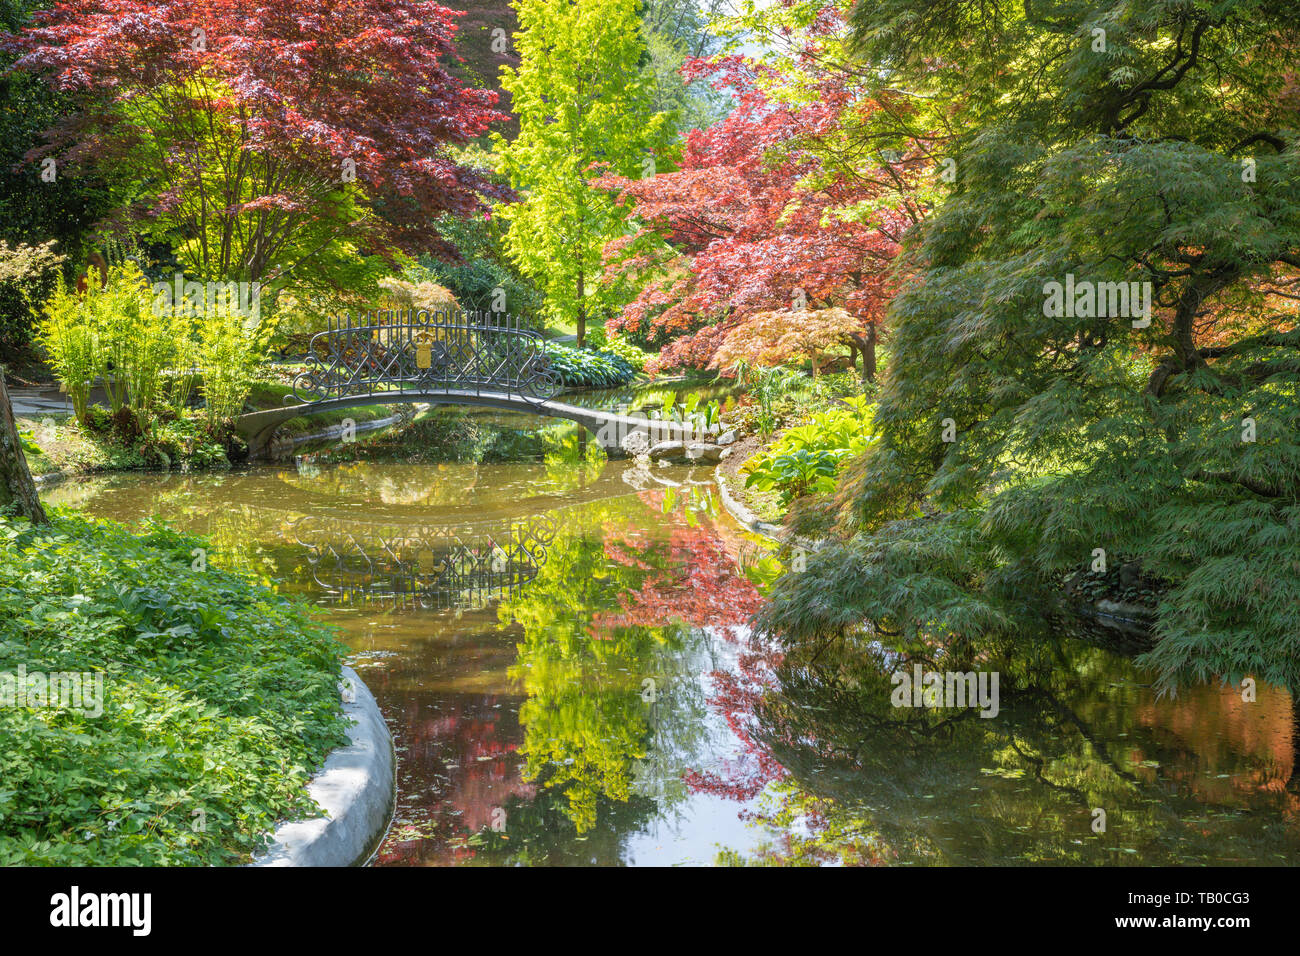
[290,514,559,610]
[291,309,560,405]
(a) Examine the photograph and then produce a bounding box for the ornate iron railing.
[291,309,560,405]
[291,514,558,610]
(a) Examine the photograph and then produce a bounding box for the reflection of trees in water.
[293,412,603,491]
[480,488,813,859]
[282,459,483,506]
[467,786,660,866]
[708,637,1300,865]
[498,496,709,838]
[291,514,558,611]
[477,491,765,852]
[375,492,735,865]
[372,684,538,866]
[538,423,604,493]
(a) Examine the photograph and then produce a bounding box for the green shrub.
[36,277,99,422]
[745,448,843,505]
[139,414,231,470]
[598,334,649,372]
[744,396,876,504]
[0,511,349,865]
[412,210,544,321]
[39,262,201,428]
[199,310,261,428]
[15,427,41,457]
[734,362,808,438]
[40,261,261,432]
[0,239,65,353]
[544,342,638,389]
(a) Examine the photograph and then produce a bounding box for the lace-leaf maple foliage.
[758,0,1300,692]
[596,1,927,379]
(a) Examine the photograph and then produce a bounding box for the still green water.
[45,416,1300,865]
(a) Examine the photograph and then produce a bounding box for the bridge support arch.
[235,391,709,459]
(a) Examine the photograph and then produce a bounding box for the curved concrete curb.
[714,464,826,560]
[714,464,785,539]
[249,666,395,867]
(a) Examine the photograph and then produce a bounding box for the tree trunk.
[1289,694,1300,793]
[575,265,586,349]
[863,321,877,383]
[0,368,48,525]
[847,323,878,385]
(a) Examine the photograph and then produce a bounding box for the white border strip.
[249,666,395,867]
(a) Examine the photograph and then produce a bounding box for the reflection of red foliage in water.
[595,515,788,801]
[1132,680,1300,816]
[684,652,788,803]
[595,526,766,640]
[373,688,536,865]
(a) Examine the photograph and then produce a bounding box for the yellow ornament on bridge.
[412,329,435,369]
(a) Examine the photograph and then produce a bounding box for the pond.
[46,412,1300,865]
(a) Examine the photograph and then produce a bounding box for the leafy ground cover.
[742,396,875,506]
[0,510,349,865]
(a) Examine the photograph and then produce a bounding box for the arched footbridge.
[236,311,711,457]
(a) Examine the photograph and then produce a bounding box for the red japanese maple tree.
[3,0,509,283]
[596,47,924,379]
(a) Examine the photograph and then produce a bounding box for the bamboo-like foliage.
[199,309,259,427]
[38,262,259,430]
[36,277,99,423]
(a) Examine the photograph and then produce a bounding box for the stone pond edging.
[248,665,395,867]
[714,463,786,539]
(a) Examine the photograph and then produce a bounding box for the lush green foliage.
[744,396,875,504]
[641,0,730,136]
[412,203,545,321]
[544,343,638,389]
[0,510,348,865]
[735,363,807,439]
[0,239,65,354]
[762,0,1300,692]
[592,334,650,372]
[745,449,840,505]
[38,260,260,436]
[493,0,672,344]
[0,1,121,335]
[39,262,182,425]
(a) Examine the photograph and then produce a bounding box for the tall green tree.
[761,0,1300,692]
[493,0,671,345]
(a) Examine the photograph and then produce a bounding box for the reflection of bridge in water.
[292,514,558,610]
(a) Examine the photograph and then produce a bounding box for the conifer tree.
[493,0,671,345]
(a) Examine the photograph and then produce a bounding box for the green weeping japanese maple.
[760,0,1300,691]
